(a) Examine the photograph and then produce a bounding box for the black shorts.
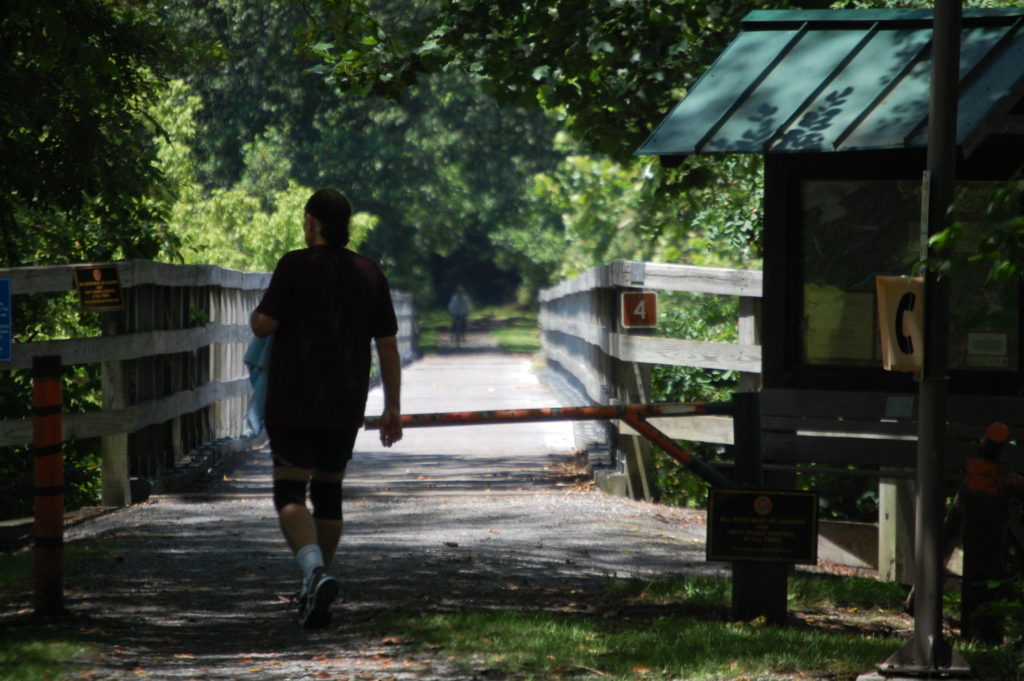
[266,425,359,474]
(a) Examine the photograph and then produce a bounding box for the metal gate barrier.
[365,401,734,487]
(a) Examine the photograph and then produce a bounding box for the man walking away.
[250,188,403,629]
[447,286,471,346]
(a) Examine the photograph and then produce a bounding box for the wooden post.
[738,297,761,393]
[730,392,789,624]
[33,355,65,615]
[614,289,656,501]
[100,311,131,506]
[878,471,916,584]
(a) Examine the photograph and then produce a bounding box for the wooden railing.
[538,260,761,498]
[0,261,417,504]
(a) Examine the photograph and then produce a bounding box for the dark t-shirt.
[255,246,398,429]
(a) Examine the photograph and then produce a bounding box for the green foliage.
[297,0,773,305]
[499,142,764,302]
[309,0,797,164]
[149,0,776,311]
[158,0,564,305]
[0,0,181,516]
[928,172,1024,285]
[0,0,180,266]
[648,293,742,508]
[148,78,376,271]
[0,291,105,520]
[798,468,878,522]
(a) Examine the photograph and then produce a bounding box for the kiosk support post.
[730,392,788,624]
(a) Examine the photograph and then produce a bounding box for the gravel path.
[10,345,726,680]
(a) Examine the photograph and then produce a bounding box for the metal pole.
[878,1,970,675]
[913,0,960,670]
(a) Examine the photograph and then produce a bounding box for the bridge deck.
[351,352,577,496]
[47,350,717,680]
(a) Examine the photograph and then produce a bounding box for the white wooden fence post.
[100,310,130,507]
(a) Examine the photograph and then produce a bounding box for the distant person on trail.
[249,188,403,629]
[447,286,471,346]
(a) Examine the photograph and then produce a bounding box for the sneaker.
[298,567,338,629]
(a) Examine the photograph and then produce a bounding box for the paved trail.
[9,342,717,681]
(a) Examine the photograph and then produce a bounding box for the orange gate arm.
[365,401,734,487]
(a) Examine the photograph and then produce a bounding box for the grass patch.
[789,573,906,610]
[388,608,899,681]
[485,310,540,354]
[0,628,96,681]
[0,542,116,681]
[416,304,539,355]
[415,307,449,354]
[376,573,1020,681]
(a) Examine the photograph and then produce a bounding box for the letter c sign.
[876,276,925,372]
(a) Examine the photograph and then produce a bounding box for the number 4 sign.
[621,291,657,328]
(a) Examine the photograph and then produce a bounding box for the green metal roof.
[636,9,1024,157]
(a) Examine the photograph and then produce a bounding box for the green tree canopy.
[303,0,796,164]
[0,0,179,266]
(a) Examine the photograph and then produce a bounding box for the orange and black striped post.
[32,355,65,615]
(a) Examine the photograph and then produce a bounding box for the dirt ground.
[1,343,911,680]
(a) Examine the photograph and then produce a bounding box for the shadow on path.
[1,353,717,681]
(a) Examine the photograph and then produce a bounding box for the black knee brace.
[309,479,342,520]
[273,479,307,511]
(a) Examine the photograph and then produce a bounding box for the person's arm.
[250,310,279,338]
[374,335,402,447]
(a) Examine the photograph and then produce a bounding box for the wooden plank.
[764,433,918,467]
[763,389,1024,428]
[763,415,917,438]
[609,334,761,373]
[538,265,613,302]
[612,261,764,297]
[542,336,607,405]
[762,432,1023,471]
[120,261,270,290]
[761,388,919,421]
[540,314,609,352]
[539,261,764,302]
[618,415,735,445]
[0,261,271,295]
[7,323,253,370]
[946,394,1024,427]
[0,377,252,447]
[540,316,761,374]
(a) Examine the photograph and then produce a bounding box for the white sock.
[295,544,324,584]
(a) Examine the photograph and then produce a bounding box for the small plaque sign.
[707,488,818,564]
[621,291,657,328]
[74,265,124,312]
[0,278,11,363]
